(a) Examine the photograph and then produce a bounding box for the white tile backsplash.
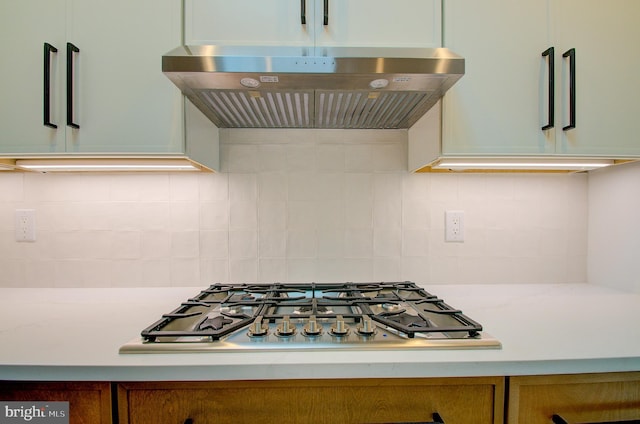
[229,230,258,259]
[257,201,286,230]
[0,135,594,287]
[229,200,258,230]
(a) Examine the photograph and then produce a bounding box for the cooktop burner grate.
[125,282,499,351]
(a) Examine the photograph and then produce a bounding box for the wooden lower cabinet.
[507,372,640,424]
[4,372,638,423]
[0,381,112,424]
[117,377,505,424]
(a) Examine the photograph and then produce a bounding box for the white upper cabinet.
[0,0,67,154]
[186,0,313,46]
[442,0,640,158]
[313,0,441,48]
[185,0,441,48]
[66,0,183,154]
[0,0,184,155]
[552,0,640,156]
[442,0,553,156]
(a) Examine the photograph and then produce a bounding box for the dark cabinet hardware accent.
[323,0,328,25]
[43,43,58,129]
[183,419,193,424]
[541,47,555,130]
[388,412,444,423]
[300,0,306,24]
[553,414,640,424]
[66,42,80,129]
[562,48,576,131]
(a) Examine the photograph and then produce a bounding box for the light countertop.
[1,283,639,381]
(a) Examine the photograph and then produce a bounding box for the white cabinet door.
[315,0,441,48]
[442,0,554,156]
[0,0,184,156]
[185,0,313,46]
[553,0,640,157]
[0,0,67,154]
[67,0,183,154]
[185,0,440,48]
[443,0,640,159]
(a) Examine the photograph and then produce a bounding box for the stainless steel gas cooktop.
[119,282,501,353]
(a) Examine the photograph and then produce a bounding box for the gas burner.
[122,282,501,353]
[197,315,233,331]
[381,303,402,312]
[227,294,256,302]
[386,313,431,328]
[295,305,332,314]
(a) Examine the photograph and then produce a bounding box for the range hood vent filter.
[200,90,313,128]
[198,89,433,129]
[317,91,431,129]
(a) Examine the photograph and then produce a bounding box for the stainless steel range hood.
[162,45,464,129]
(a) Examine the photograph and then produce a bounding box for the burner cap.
[198,315,233,331]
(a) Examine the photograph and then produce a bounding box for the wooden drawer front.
[508,372,640,424]
[119,377,504,424]
[0,381,112,424]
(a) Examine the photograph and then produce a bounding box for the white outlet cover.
[445,210,464,242]
[15,209,36,242]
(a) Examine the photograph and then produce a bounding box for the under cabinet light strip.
[432,158,614,171]
[15,159,201,172]
[20,165,198,171]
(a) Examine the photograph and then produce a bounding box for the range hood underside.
[196,87,434,129]
[163,46,465,129]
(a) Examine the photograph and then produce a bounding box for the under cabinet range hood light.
[15,158,205,172]
[162,45,465,129]
[430,158,615,172]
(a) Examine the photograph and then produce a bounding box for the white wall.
[588,160,640,292]
[0,132,589,288]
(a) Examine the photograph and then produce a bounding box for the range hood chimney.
[162,45,464,130]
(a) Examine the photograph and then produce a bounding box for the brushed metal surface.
[162,45,464,129]
[119,327,501,354]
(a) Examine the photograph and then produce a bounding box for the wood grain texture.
[118,377,504,424]
[508,372,640,424]
[0,381,112,424]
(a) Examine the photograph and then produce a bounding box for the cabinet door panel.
[0,0,67,154]
[553,0,640,156]
[68,0,183,154]
[315,0,441,48]
[119,378,503,424]
[442,0,555,156]
[0,381,112,424]
[185,0,439,48]
[508,373,640,424]
[185,0,313,46]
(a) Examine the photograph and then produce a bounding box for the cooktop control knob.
[303,315,322,336]
[357,317,376,336]
[330,315,349,336]
[276,315,296,337]
[247,316,268,337]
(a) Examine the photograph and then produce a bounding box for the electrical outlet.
[15,209,36,242]
[445,210,464,242]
